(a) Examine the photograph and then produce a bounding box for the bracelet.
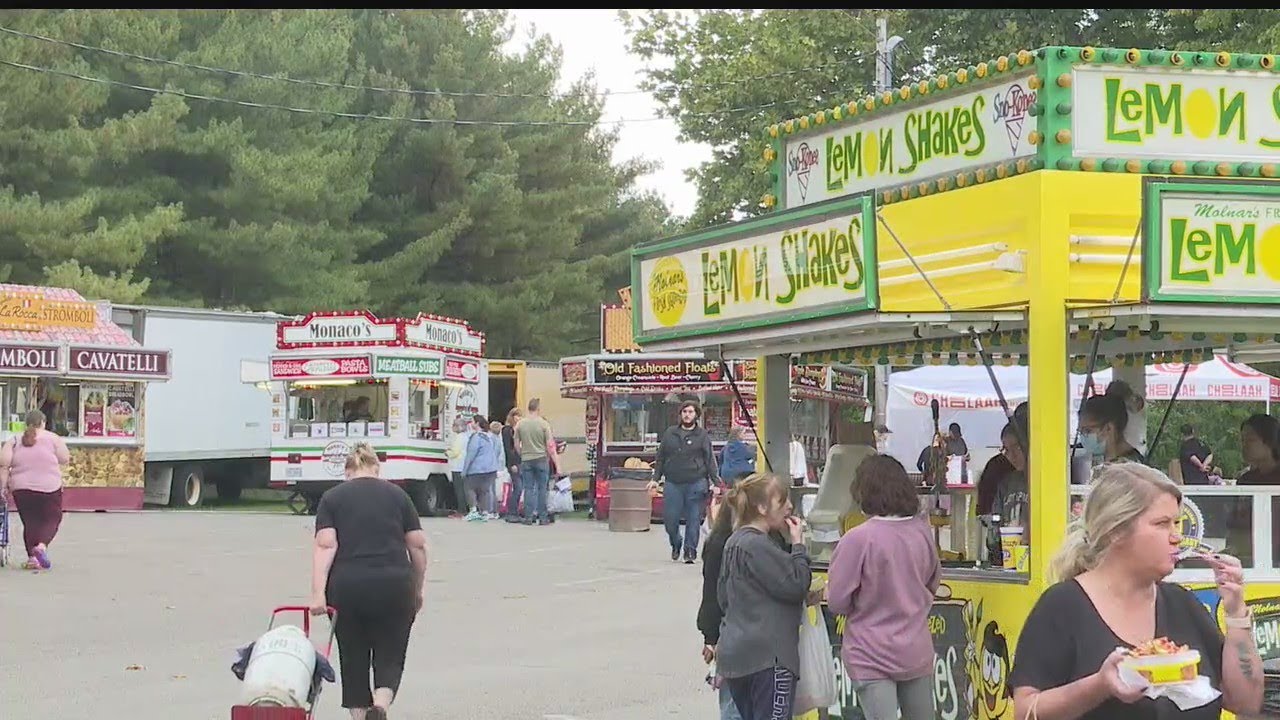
[1225,608,1254,629]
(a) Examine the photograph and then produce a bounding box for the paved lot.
[2,510,713,720]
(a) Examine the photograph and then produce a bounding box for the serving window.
[604,393,733,446]
[1,377,35,434]
[409,379,443,439]
[287,379,389,439]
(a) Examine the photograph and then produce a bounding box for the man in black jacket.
[652,400,719,563]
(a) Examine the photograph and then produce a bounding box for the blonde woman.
[0,409,71,570]
[1009,463,1263,720]
[310,443,429,720]
[716,472,811,719]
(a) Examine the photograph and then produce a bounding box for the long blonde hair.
[1051,462,1182,581]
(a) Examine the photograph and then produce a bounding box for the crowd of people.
[445,397,566,526]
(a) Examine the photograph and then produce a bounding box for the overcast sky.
[506,9,711,219]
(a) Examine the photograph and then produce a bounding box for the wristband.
[1225,608,1253,629]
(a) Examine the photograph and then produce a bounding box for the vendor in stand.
[1238,414,1280,485]
[1078,390,1146,466]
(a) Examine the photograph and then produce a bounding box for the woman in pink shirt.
[826,454,939,720]
[1,409,71,570]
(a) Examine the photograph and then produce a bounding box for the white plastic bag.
[794,607,836,713]
[547,485,575,514]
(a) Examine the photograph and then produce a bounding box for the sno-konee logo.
[787,142,820,202]
[992,84,1037,154]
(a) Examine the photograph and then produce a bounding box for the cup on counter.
[1000,526,1024,569]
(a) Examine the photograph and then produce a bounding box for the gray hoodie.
[715,525,812,678]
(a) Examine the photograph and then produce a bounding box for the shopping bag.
[794,607,836,714]
[547,486,575,514]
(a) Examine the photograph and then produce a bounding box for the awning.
[637,310,1028,360]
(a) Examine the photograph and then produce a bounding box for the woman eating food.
[1009,463,1262,720]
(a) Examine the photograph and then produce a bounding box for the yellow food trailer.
[631,45,1280,719]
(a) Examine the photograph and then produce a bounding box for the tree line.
[0,9,669,359]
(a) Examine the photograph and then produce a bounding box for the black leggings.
[329,570,416,709]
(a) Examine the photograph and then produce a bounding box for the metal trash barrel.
[608,468,653,532]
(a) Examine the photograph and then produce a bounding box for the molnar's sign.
[1143,179,1280,303]
[633,196,878,342]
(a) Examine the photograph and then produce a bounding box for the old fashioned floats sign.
[592,358,724,384]
[782,76,1039,208]
[1142,179,1280,303]
[632,196,878,342]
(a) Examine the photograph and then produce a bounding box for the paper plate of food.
[1117,638,1220,710]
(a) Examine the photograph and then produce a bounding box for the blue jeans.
[719,683,744,720]
[520,458,551,521]
[663,478,708,555]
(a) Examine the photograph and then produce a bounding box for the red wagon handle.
[266,605,338,659]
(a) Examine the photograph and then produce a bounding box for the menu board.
[79,382,137,439]
[703,404,731,442]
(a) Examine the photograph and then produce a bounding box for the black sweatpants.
[727,665,797,720]
[329,568,416,709]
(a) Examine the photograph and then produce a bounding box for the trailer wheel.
[408,480,442,517]
[215,479,242,502]
[168,465,204,508]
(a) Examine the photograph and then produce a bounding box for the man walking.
[652,400,719,564]
[513,398,556,526]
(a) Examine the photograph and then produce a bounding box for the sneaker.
[671,546,682,562]
[503,515,523,524]
[465,510,485,522]
[485,512,501,521]
[368,707,388,720]
[537,518,553,526]
[33,547,50,569]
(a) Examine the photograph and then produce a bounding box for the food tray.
[1121,649,1200,685]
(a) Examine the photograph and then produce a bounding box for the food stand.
[266,310,486,515]
[631,45,1280,719]
[0,284,172,511]
[562,304,866,520]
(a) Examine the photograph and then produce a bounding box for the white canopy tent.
[882,355,1279,472]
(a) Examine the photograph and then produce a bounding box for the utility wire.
[0,57,825,127]
[0,23,870,101]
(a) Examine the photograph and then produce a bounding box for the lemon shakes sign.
[1143,180,1280,303]
[1074,66,1280,161]
[633,197,878,342]
[782,77,1039,208]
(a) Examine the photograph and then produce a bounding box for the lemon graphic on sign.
[1185,89,1215,140]
[648,256,688,327]
[1260,224,1280,281]
[862,132,879,178]
[737,250,755,302]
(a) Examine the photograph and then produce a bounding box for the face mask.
[1080,432,1105,458]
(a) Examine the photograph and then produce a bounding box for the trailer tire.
[215,479,242,502]
[169,465,204,508]
[408,480,443,517]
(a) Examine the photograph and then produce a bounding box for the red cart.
[231,605,336,720]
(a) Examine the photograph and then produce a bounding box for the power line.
[0,23,871,102]
[0,57,819,127]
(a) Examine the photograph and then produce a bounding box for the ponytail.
[723,472,785,529]
[1049,521,1099,582]
[344,442,381,474]
[22,409,45,447]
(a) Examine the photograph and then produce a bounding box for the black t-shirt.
[1010,579,1223,720]
[315,477,422,578]
[1179,438,1211,484]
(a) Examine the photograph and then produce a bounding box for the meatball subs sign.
[633,196,878,343]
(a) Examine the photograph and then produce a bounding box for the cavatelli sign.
[633,196,878,342]
[1143,180,1280,303]
[782,77,1039,208]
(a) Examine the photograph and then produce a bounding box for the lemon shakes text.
[825,96,988,192]
[701,218,867,317]
[1101,75,1280,148]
